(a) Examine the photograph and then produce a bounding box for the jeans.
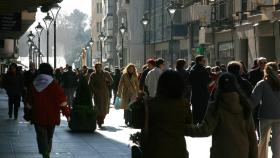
[34,124,55,155]
[8,94,20,119]
[258,119,280,158]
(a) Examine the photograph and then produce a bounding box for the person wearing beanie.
[186,73,257,158]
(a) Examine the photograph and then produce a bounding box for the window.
[96,41,100,51]
[125,0,130,4]
[96,3,102,14]
[96,22,102,32]
[218,1,226,20]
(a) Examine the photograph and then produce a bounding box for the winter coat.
[117,73,139,109]
[61,70,78,89]
[112,72,121,91]
[3,71,24,95]
[185,92,257,158]
[27,74,70,126]
[89,71,113,115]
[248,67,263,86]
[251,80,280,119]
[144,97,192,158]
[145,68,162,98]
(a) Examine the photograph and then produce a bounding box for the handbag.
[114,97,122,110]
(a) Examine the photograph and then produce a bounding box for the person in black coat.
[176,59,191,102]
[227,61,253,97]
[3,63,24,119]
[248,57,267,86]
[139,59,156,94]
[112,67,121,104]
[189,55,211,124]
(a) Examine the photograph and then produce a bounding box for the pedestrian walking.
[112,67,121,104]
[89,63,113,129]
[61,66,78,107]
[2,63,24,119]
[25,63,70,158]
[189,55,211,124]
[139,59,156,93]
[249,57,267,86]
[175,59,191,102]
[145,58,166,98]
[186,72,257,158]
[251,62,280,158]
[227,61,253,97]
[117,64,139,125]
[143,70,191,158]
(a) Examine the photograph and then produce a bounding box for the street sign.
[196,47,205,55]
[0,13,21,31]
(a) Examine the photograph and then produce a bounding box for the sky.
[31,0,92,30]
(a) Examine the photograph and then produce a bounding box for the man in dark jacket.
[61,66,78,107]
[176,59,191,102]
[248,57,267,86]
[3,63,24,119]
[189,55,211,124]
[139,59,156,94]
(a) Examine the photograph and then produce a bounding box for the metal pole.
[47,29,49,63]
[100,41,103,64]
[38,37,41,66]
[29,46,32,66]
[170,20,174,68]
[144,28,146,64]
[121,36,124,68]
[91,46,93,68]
[54,20,57,69]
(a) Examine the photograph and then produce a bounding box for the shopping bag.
[114,97,122,110]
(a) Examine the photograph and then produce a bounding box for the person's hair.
[123,63,138,77]
[68,66,72,71]
[214,72,252,119]
[87,68,94,75]
[115,68,121,74]
[155,58,165,68]
[39,63,53,76]
[214,66,221,72]
[176,59,186,70]
[9,63,17,70]
[264,62,280,91]
[239,61,248,73]
[156,70,185,98]
[195,55,204,63]
[94,63,102,69]
[227,61,241,76]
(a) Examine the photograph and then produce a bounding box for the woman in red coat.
[25,63,70,158]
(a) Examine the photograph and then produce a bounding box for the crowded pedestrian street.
[1,87,271,158]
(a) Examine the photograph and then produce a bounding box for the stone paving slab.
[0,90,133,158]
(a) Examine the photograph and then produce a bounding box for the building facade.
[116,0,145,69]
[92,0,104,64]
[187,0,280,67]
[144,0,189,67]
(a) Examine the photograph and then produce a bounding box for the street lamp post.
[167,1,177,68]
[43,12,53,64]
[141,16,149,64]
[31,43,37,65]
[35,22,44,67]
[119,20,127,68]
[50,3,61,69]
[27,31,35,66]
[89,38,94,67]
[98,32,105,64]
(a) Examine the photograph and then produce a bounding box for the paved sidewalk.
[0,89,136,158]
